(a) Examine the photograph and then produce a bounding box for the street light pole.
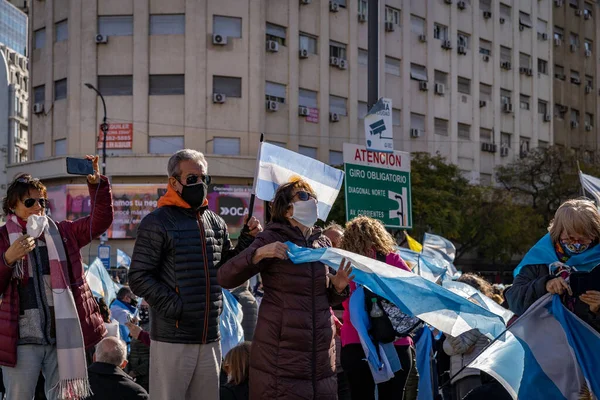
[367,0,379,109]
[85,83,108,175]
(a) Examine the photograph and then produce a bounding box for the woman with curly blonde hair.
[339,216,413,400]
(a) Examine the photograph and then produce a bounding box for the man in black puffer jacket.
[129,149,261,400]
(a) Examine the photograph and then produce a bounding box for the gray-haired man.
[129,149,261,400]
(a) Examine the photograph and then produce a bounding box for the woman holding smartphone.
[0,155,114,400]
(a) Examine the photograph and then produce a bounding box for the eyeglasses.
[23,198,47,209]
[179,174,211,186]
[295,191,316,201]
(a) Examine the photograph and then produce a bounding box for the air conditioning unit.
[266,40,279,52]
[442,40,452,50]
[338,59,348,69]
[584,10,591,20]
[501,61,512,70]
[544,114,551,122]
[266,100,279,112]
[457,45,467,55]
[586,85,592,94]
[571,121,579,128]
[555,73,566,80]
[554,38,562,46]
[298,106,310,116]
[483,11,492,19]
[585,50,592,57]
[500,147,509,157]
[570,44,577,52]
[435,83,445,95]
[410,128,422,138]
[300,0,311,4]
[586,123,592,131]
[479,100,487,107]
[575,9,583,17]
[329,1,339,12]
[572,78,581,85]
[482,55,490,62]
[212,34,227,45]
[385,22,395,32]
[358,13,367,22]
[419,81,429,91]
[330,57,340,66]
[330,112,340,122]
[213,93,226,103]
[457,1,466,10]
[499,17,505,24]
[95,34,108,44]
[526,68,533,76]
[542,33,548,40]
[419,34,427,43]
[33,103,44,114]
[519,67,528,74]
[519,25,525,32]
[481,143,491,152]
[503,103,513,113]
[554,0,563,6]
[299,48,309,58]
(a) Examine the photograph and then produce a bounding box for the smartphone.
[66,157,94,176]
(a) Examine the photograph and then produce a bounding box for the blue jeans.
[2,345,59,400]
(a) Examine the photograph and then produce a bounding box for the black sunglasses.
[23,198,47,208]
[295,191,316,201]
[180,174,211,186]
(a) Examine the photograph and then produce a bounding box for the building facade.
[1,0,27,56]
[553,0,599,157]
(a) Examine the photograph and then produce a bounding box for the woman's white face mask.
[291,199,319,228]
[26,214,48,239]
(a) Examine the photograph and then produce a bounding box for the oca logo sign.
[220,207,249,217]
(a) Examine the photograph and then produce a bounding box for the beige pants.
[150,340,222,400]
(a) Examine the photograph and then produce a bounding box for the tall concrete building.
[553,0,599,157]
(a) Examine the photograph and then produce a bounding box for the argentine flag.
[117,248,131,269]
[253,142,344,220]
[469,294,600,400]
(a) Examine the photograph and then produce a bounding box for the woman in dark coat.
[218,179,353,399]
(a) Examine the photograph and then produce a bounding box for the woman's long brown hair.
[224,341,251,385]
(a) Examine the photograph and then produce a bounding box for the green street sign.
[343,143,412,228]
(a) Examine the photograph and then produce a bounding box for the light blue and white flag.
[397,247,447,283]
[469,294,600,400]
[253,142,345,220]
[443,280,514,325]
[422,233,459,278]
[117,249,131,269]
[416,326,435,400]
[580,171,600,206]
[285,243,506,339]
[85,258,122,305]
[220,289,245,357]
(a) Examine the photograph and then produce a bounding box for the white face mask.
[26,214,48,239]
[291,199,319,228]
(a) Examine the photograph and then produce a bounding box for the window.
[55,20,68,42]
[555,103,567,119]
[458,77,471,95]
[554,26,564,41]
[480,0,491,12]
[457,32,469,48]
[434,118,448,136]
[265,81,286,103]
[392,109,401,126]
[501,89,512,104]
[555,65,565,80]
[480,83,492,102]
[501,132,511,148]
[98,16,134,36]
[149,75,185,95]
[213,76,242,98]
[33,143,44,160]
[411,15,425,35]
[358,102,368,119]
[54,79,67,100]
[299,146,318,159]
[98,75,133,96]
[585,39,593,53]
[538,100,548,115]
[571,109,580,124]
[520,94,530,110]
[358,0,368,16]
[537,19,547,39]
[410,113,425,131]
[299,89,318,108]
[584,2,593,18]
[585,113,594,127]
[458,123,470,139]
[571,70,581,84]
[519,53,531,68]
[435,70,448,86]
[330,95,347,116]
[538,59,548,75]
[329,151,343,166]
[520,137,530,157]
[330,41,347,59]
[570,32,580,47]
[500,3,511,21]
[266,23,286,46]
[358,49,368,66]
[385,6,400,25]
[385,56,401,76]
[500,46,512,63]
[519,12,532,28]
[150,14,185,35]
[336,0,347,7]
[479,39,492,55]
[569,0,579,9]
[213,16,242,38]
[54,139,67,156]
[34,85,45,103]
[300,33,318,54]
[586,75,594,88]
[213,138,241,156]
[410,64,428,81]
[34,28,45,49]
[480,128,493,143]
[149,136,184,154]
[434,23,448,41]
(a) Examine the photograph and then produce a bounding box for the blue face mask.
[560,241,591,256]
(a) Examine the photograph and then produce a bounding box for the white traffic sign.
[365,98,394,153]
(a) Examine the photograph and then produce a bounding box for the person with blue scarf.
[110,287,140,348]
[506,199,600,332]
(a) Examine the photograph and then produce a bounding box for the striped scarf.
[6,214,91,399]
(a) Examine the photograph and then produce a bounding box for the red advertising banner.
[97,123,133,149]
[306,107,319,123]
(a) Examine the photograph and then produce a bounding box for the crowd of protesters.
[0,149,598,400]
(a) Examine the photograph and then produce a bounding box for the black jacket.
[88,362,149,400]
[506,264,600,332]
[129,205,253,344]
[220,381,249,400]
